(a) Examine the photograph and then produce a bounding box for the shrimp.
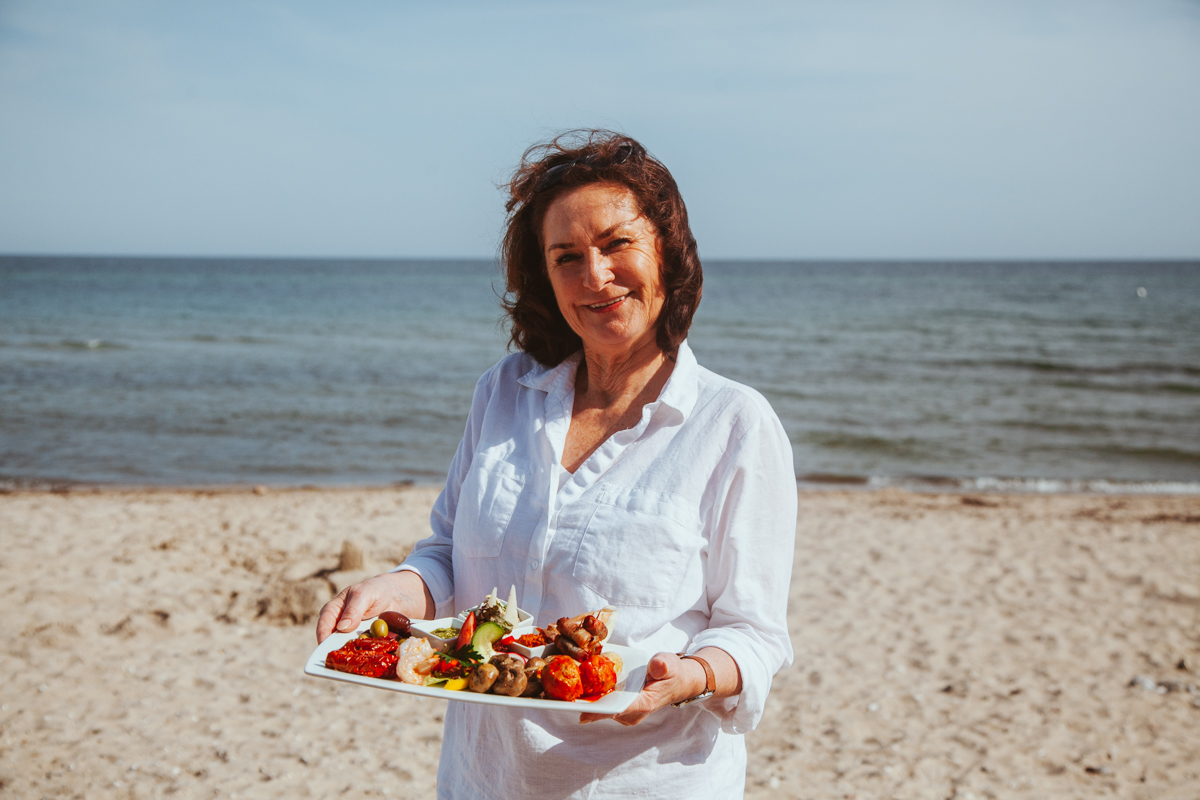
[396,637,437,685]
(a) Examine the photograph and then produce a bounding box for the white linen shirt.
[396,340,796,799]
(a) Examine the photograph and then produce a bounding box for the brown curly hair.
[501,130,703,366]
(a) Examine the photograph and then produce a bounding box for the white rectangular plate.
[304,620,649,714]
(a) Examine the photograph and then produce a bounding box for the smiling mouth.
[587,295,628,310]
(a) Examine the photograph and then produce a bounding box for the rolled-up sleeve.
[690,408,797,734]
[390,367,494,618]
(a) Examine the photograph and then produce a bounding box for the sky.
[1,0,1198,260]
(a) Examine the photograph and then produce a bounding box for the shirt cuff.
[689,628,777,735]
[389,558,455,619]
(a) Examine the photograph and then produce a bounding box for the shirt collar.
[516,339,699,422]
[517,350,580,396]
[655,339,698,420]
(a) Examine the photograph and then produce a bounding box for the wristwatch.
[673,652,716,707]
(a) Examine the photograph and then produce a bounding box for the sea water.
[1,257,1197,491]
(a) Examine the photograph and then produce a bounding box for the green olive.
[370,618,389,638]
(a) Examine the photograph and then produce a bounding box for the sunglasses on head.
[534,142,635,194]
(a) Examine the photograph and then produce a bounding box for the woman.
[316,131,796,798]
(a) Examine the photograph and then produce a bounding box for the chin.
[584,330,654,354]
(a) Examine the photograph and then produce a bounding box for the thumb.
[647,653,676,681]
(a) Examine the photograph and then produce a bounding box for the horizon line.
[3,253,1199,265]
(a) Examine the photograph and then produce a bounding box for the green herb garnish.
[447,644,483,664]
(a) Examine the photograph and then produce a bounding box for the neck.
[577,337,671,408]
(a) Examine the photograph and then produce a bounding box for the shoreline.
[3,476,1199,497]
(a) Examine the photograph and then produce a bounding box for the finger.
[614,702,659,726]
[609,655,688,725]
[315,591,349,643]
[612,692,661,725]
[581,682,655,725]
[614,710,647,726]
[334,585,376,633]
[646,653,675,681]
[608,688,663,726]
[336,581,393,633]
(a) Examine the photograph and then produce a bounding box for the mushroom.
[521,658,546,697]
[468,662,499,693]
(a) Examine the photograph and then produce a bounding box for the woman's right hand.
[315,570,436,643]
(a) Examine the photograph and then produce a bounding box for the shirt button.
[530,560,539,570]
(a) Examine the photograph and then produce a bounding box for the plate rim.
[304,619,648,714]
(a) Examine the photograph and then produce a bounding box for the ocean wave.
[962,359,1200,378]
[998,420,1113,434]
[796,472,870,486]
[802,431,929,458]
[27,339,130,351]
[1080,444,1200,465]
[796,473,1200,495]
[187,334,276,345]
[1050,380,1200,395]
[952,476,1200,495]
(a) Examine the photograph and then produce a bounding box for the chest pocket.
[454,456,527,558]
[571,488,703,608]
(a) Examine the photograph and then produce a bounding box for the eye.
[553,252,580,266]
[604,237,633,251]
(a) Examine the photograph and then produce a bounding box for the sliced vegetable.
[455,611,476,651]
[443,678,468,691]
[471,621,508,661]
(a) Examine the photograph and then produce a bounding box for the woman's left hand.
[579,652,704,726]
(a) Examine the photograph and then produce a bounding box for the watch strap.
[673,652,716,707]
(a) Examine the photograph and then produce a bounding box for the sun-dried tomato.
[342,637,399,653]
[326,639,400,678]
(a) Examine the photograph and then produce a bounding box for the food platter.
[304,619,650,714]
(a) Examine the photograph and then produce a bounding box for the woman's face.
[541,183,666,360]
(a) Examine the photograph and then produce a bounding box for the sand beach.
[1,486,1197,799]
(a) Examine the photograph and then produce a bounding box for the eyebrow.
[546,222,631,253]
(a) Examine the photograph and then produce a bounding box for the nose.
[580,248,613,292]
